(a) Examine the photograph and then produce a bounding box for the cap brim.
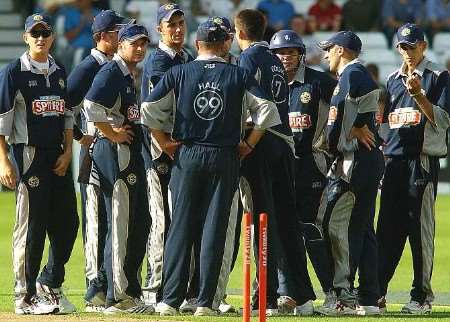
[26,21,52,32]
[317,40,334,50]
[161,9,184,22]
[123,34,150,42]
[395,40,418,48]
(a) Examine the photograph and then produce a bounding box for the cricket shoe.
[378,295,387,313]
[194,306,218,316]
[157,302,177,316]
[401,300,432,314]
[142,289,157,305]
[179,297,198,313]
[315,290,337,315]
[294,300,314,316]
[251,301,279,316]
[85,291,106,313]
[103,297,154,314]
[356,305,381,316]
[218,298,236,313]
[36,282,76,314]
[277,295,296,315]
[15,294,59,315]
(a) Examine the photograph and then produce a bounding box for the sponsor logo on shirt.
[32,96,65,116]
[127,104,140,121]
[388,107,421,129]
[328,106,338,125]
[289,112,312,132]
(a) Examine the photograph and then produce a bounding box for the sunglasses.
[29,29,52,38]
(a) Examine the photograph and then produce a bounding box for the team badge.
[401,28,411,37]
[156,163,169,175]
[127,173,137,185]
[164,4,175,10]
[28,176,40,188]
[284,34,290,40]
[213,17,223,25]
[33,14,43,21]
[333,85,340,96]
[300,91,311,104]
[59,79,65,89]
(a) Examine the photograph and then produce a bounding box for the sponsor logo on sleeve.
[328,106,338,125]
[289,112,312,132]
[32,96,65,116]
[388,107,421,129]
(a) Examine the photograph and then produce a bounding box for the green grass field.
[1,191,450,321]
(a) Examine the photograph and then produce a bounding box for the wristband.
[410,89,425,98]
[244,139,254,150]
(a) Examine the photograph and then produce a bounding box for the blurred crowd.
[14,0,450,74]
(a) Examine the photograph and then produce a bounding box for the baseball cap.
[157,3,184,24]
[92,10,129,34]
[208,16,234,33]
[24,13,52,32]
[196,20,229,42]
[318,30,362,54]
[395,23,425,47]
[118,23,150,43]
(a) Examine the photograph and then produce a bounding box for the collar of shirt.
[113,53,130,76]
[290,63,306,85]
[337,58,360,76]
[195,54,227,63]
[159,40,186,61]
[91,48,109,65]
[395,57,429,79]
[20,52,59,75]
[248,41,269,49]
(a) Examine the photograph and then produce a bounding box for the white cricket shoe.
[194,306,218,316]
[219,298,236,313]
[15,294,59,315]
[157,302,177,316]
[36,282,76,314]
[401,300,432,314]
[357,305,381,315]
[294,300,314,316]
[315,290,337,315]
[103,297,154,314]
[179,298,197,313]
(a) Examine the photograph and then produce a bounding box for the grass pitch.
[1,191,450,321]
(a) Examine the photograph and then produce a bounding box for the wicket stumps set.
[242,212,268,322]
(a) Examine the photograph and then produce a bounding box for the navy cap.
[24,13,53,32]
[118,23,150,43]
[208,16,234,33]
[92,10,128,34]
[157,3,184,24]
[196,20,229,42]
[318,30,362,53]
[396,23,425,47]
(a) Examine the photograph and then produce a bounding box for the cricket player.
[269,29,337,314]
[67,9,127,312]
[139,3,195,307]
[0,13,79,315]
[235,9,316,316]
[377,23,450,315]
[317,30,384,315]
[84,23,152,314]
[141,19,281,316]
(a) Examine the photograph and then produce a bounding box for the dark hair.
[235,9,266,41]
[366,63,379,78]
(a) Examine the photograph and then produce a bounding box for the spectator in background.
[382,0,423,47]
[446,57,450,71]
[257,0,295,30]
[63,0,100,70]
[289,14,324,70]
[308,0,341,32]
[342,0,381,31]
[426,0,450,45]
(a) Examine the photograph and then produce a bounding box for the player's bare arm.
[0,136,16,189]
[150,128,180,160]
[53,129,74,176]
